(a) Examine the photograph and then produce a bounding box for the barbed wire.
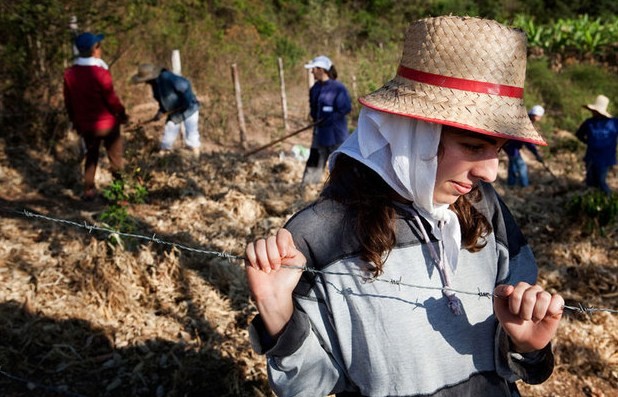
[282,265,618,315]
[5,208,618,315]
[18,209,244,261]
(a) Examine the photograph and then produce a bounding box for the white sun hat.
[528,105,545,117]
[304,55,333,71]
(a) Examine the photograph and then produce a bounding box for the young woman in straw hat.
[245,16,563,397]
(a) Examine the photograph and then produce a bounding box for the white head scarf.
[74,57,109,70]
[330,107,462,275]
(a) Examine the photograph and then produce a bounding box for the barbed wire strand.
[19,209,244,261]
[282,265,618,315]
[8,208,618,315]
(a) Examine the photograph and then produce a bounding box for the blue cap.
[75,32,104,53]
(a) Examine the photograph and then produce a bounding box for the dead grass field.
[0,108,616,396]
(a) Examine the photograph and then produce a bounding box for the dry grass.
[0,113,616,396]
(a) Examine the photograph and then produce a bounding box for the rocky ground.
[0,117,616,396]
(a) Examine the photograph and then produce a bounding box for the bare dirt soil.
[0,114,616,396]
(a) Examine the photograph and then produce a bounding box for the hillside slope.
[0,113,616,395]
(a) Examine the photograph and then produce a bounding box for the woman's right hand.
[245,228,306,337]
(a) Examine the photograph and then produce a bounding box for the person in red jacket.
[63,32,129,201]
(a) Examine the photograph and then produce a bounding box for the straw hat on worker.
[130,64,163,84]
[584,95,612,118]
[358,15,545,145]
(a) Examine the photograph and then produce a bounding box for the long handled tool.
[244,120,321,157]
[124,109,180,132]
[124,120,152,132]
[539,158,558,181]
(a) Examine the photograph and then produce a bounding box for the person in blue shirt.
[302,55,352,185]
[576,95,618,193]
[131,64,201,155]
[503,105,544,187]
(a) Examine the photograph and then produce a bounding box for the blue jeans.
[585,161,611,193]
[507,155,529,187]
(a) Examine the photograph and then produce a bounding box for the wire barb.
[7,207,618,315]
[562,303,618,314]
[17,209,245,261]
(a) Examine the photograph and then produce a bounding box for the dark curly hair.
[320,154,491,276]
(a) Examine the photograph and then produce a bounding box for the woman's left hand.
[493,282,564,353]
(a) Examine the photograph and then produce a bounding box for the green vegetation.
[513,14,618,60]
[1,1,617,148]
[99,169,148,233]
[568,191,618,234]
[526,59,618,134]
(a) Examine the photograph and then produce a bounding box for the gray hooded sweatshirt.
[250,182,553,397]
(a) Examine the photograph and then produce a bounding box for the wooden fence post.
[69,15,79,58]
[231,63,248,149]
[351,74,358,113]
[171,50,186,139]
[306,69,314,120]
[278,57,289,132]
[171,49,182,75]
[66,16,79,145]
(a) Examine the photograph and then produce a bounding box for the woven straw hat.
[359,16,545,145]
[584,95,611,118]
[130,64,162,84]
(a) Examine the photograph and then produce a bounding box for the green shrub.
[99,169,148,232]
[548,137,581,154]
[567,190,618,233]
[512,14,618,61]
[525,59,618,133]
[274,36,305,65]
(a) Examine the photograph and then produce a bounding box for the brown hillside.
[0,106,616,396]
